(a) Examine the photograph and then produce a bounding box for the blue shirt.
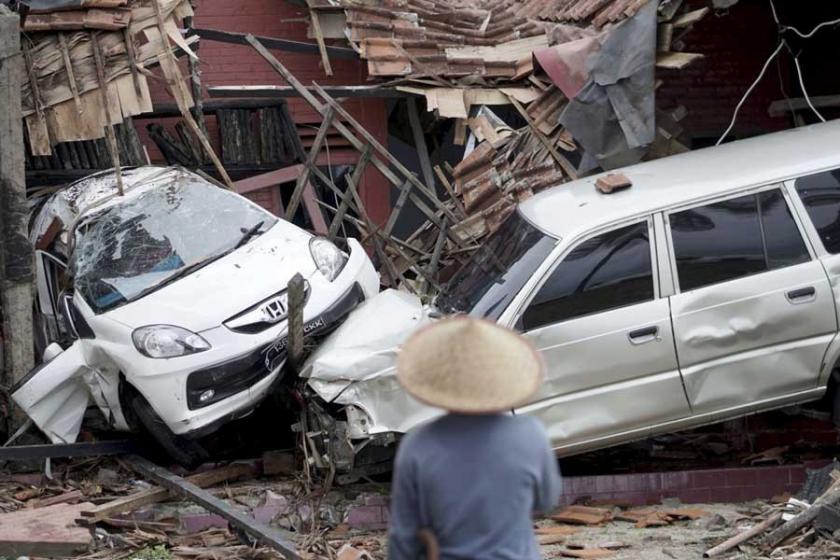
[388,414,562,560]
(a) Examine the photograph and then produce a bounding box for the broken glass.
[72,169,277,313]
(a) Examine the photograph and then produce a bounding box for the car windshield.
[72,169,277,313]
[436,210,557,321]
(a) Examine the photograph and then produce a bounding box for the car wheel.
[129,393,208,469]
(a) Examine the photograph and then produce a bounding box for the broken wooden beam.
[704,512,781,557]
[194,27,357,59]
[208,85,412,99]
[80,462,254,522]
[125,455,298,559]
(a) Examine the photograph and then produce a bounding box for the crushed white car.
[16,166,378,465]
[300,121,840,482]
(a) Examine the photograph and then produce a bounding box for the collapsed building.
[4,0,840,466]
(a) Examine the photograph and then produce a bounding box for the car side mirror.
[43,342,64,363]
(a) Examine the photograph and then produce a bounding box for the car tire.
[129,393,208,469]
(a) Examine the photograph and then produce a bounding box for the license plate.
[263,316,326,370]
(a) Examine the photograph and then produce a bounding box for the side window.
[522,222,653,331]
[795,169,840,253]
[670,189,809,292]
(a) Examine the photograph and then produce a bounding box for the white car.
[301,120,840,481]
[15,166,378,465]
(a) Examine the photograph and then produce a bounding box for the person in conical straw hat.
[388,317,562,560]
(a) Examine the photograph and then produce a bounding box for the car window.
[436,210,556,321]
[521,221,653,331]
[795,169,840,253]
[670,189,809,292]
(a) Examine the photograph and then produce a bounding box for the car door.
[666,186,836,415]
[513,218,691,447]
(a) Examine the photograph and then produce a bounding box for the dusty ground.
[535,503,762,560]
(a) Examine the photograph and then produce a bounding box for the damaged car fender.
[11,342,91,444]
[301,289,443,447]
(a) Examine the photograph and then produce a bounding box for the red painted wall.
[139,0,390,224]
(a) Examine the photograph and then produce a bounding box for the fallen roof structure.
[209,0,709,297]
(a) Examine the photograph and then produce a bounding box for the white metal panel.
[518,297,689,444]
[671,261,835,413]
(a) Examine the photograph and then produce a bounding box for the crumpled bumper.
[298,289,443,476]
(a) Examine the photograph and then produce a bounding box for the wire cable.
[716,41,786,145]
[793,54,827,122]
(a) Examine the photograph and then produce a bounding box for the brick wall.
[138,0,390,224]
[657,1,785,144]
[658,1,840,146]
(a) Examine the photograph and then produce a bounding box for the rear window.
[795,169,840,253]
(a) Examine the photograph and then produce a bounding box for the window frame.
[513,216,660,332]
[784,172,840,259]
[663,183,815,295]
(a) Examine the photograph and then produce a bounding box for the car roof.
[519,119,840,241]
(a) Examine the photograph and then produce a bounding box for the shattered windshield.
[436,210,556,321]
[72,169,277,313]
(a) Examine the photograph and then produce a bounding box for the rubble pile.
[215,0,711,299]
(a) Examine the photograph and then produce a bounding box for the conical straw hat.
[396,317,544,413]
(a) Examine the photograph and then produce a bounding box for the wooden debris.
[764,475,840,549]
[558,547,616,558]
[552,505,613,526]
[0,502,94,558]
[704,512,781,557]
[125,455,298,559]
[80,462,253,522]
[30,489,85,508]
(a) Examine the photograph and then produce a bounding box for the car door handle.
[628,326,659,344]
[786,286,816,303]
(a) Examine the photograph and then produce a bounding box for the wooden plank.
[383,180,412,238]
[246,34,464,249]
[672,7,709,28]
[655,52,704,69]
[328,146,371,239]
[125,455,298,559]
[307,3,333,76]
[0,502,92,558]
[208,85,411,99]
[506,94,577,180]
[81,462,254,522]
[194,27,357,60]
[150,0,233,188]
[313,83,461,225]
[286,273,306,369]
[90,32,124,195]
[287,107,335,217]
[233,164,305,195]
[768,94,840,117]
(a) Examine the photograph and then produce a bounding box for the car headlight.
[309,237,348,281]
[132,325,211,359]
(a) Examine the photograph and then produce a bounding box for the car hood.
[102,221,318,332]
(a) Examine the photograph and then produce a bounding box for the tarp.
[535,1,657,171]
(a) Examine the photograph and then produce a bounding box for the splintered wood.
[21,0,195,156]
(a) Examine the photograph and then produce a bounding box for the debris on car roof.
[595,173,633,194]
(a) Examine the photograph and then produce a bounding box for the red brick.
[724,469,757,488]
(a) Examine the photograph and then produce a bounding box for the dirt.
[535,503,762,560]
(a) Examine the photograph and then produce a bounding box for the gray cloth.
[388,414,562,560]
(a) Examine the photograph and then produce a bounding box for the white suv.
[302,120,840,478]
